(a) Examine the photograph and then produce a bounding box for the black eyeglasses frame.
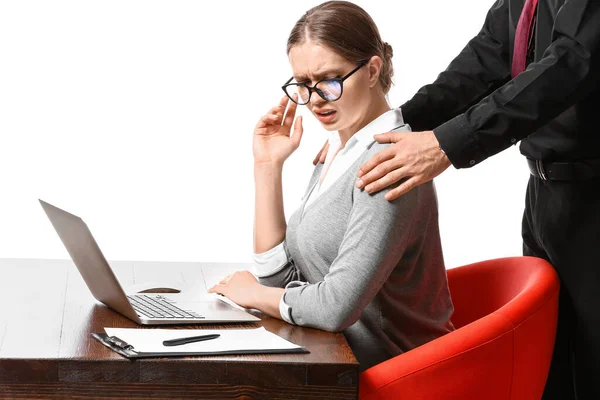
[281,61,368,105]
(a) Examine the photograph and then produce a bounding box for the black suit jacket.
[400,0,600,167]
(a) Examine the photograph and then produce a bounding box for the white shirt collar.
[327,108,406,154]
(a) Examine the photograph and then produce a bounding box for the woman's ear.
[367,55,383,88]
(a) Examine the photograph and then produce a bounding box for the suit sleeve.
[400,0,511,132]
[433,0,600,168]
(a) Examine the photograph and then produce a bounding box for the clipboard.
[91,328,310,359]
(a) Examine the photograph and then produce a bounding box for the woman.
[208,1,454,372]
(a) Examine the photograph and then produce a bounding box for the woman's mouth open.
[316,110,337,123]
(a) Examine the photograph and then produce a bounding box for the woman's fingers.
[292,116,303,148]
[207,284,226,295]
[282,95,298,134]
[261,113,278,125]
[273,96,288,125]
[274,97,288,124]
[218,273,233,285]
[278,95,289,108]
[255,113,279,130]
[256,97,288,129]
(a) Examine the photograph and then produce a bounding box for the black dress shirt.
[400,0,600,168]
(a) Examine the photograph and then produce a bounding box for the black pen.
[162,333,220,347]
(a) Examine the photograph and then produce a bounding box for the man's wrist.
[433,115,488,169]
[427,130,446,154]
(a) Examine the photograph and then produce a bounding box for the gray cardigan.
[258,138,455,372]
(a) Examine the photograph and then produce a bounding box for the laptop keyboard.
[127,294,205,319]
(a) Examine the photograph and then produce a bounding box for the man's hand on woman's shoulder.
[355,130,451,201]
[312,141,329,165]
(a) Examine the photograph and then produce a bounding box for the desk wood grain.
[0,259,358,399]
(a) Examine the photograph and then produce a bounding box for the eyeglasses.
[281,61,367,105]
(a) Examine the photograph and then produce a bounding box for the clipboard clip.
[106,335,134,351]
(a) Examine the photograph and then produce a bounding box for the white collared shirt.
[305,108,406,208]
[253,108,407,324]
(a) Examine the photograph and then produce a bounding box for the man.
[314,0,599,398]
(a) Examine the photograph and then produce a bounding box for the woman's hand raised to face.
[253,95,304,166]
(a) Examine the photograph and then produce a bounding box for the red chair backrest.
[445,256,560,399]
[447,256,556,329]
[359,257,560,400]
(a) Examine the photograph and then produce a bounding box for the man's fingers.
[384,176,420,201]
[356,159,400,189]
[357,147,395,179]
[312,151,321,166]
[319,142,329,164]
[374,132,404,144]
[312,141,328,165]
[363,168,408,194]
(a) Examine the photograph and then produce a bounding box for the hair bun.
[383,42,393,59]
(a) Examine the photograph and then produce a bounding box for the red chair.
[359,256,560,400]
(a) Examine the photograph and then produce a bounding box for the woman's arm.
[211,144,433,328]
[207,270,287,320]
[212,144,441,332]
[284,144,433,332]
[207,96,305,313]
[253,95,303,253]
[251,95,304,289]
[253,163,286,253]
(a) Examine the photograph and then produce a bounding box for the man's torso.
[512,0,599,161]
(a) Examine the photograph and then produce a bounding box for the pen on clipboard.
[162,333,220,347]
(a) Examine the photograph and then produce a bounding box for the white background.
[0,0,529,268]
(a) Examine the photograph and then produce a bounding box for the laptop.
[39,199,260,325]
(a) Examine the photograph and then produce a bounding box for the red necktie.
[512,0,539,78]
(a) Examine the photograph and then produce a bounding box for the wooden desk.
[0,259,358,399]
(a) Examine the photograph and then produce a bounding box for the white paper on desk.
[104,327,303,354]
